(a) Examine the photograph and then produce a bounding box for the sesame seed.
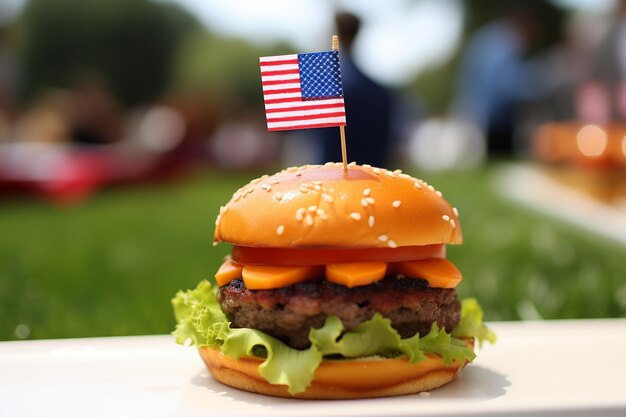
[378,234,388,242]
[442,215,450,221]
[365,197,375,204]
[334,162,343,167]
[368,216,375,228]
[399,173,411,179]
[323,194,334,203]
[308,205,317,212]
[233,192,242,201]
[251,178,262,184]
[392,200,401,208]
[419,391,431,397]
[453,207,459,217]
[305,214,314,226]
[414,182,422,189]
[270,179,279,185]
[361,198,369,207]
[245,187,254,194]
[313,185,321,191]
[215,214,221,226]
[316,208,328,219]
[313,181,323,185]
[385,171,395,178]
[393,169,402,175]
[348,161,357,167]
[220,205,228,214]
[435,191,442,197]
[261,184,271,191]
[372,167,381,174]
[450,219,456,229]
[212,241,218,247]
[273,192,283,201]
[363,188,371,196]
[325,162,334,166]
[427,185,435,192]
[363,164,372,168]
[296,208,305,221]
[276,225,285,235]
[350,212,362,221]
[261,174,269,179]
[387,240,398,248]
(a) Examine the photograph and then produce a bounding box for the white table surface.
[1,319,625,417]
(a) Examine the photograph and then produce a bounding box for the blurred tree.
[172,33,291,114]
[17,0,199,106]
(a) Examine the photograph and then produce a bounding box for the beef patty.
[218,276,461,349]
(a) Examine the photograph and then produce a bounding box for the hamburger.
[172,163,495,399]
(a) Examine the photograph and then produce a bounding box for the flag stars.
[298,51,343,99]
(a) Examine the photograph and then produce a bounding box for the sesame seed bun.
[199,338,473,399]
[214,164,462,248]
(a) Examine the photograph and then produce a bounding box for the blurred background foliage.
[18,0,199,105]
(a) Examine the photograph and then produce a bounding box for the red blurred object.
[0,142,188,204]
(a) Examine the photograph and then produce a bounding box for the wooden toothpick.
[332,35,348,171]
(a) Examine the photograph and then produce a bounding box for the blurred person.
[591,0,626,121]
[315,12,395,168]
[13,90,71,143]
[68,77,124,145]
[0,25,19,140]
[453,2,543,156]
[514,11,608,152]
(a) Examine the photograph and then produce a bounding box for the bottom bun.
[199,339,473,399]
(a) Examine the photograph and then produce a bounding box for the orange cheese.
[325,262,387,288]
[242,265,323,290]
[217,257,461,290]
[394,258,462,288]
[215,259,243,287]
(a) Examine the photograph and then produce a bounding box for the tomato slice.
[231,244,445,266]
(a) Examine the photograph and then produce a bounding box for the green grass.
[1,165,625,341]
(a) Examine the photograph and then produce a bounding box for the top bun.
[214,163,462,248]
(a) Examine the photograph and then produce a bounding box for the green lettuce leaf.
[420,323,476,364]
[222,328,322,395]
[172,280,495,394]
[452,298,498,347]
[309,314,427,363]
[171,280,228,347]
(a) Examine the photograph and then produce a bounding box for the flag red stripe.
[265,103,344,113]
[260,69,300,76]
[260,59,298,67]
[267,112,346,123]
[264,97,302,104]
[268,122,346,131]
[262,78,300,86]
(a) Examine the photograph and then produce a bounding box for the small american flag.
[260,51,346,132]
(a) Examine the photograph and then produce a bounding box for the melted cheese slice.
[214,260,243,287]
[242,265,322,290]
[326,262,387,288]
[215,258,462,289]
[395,258,462,289]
